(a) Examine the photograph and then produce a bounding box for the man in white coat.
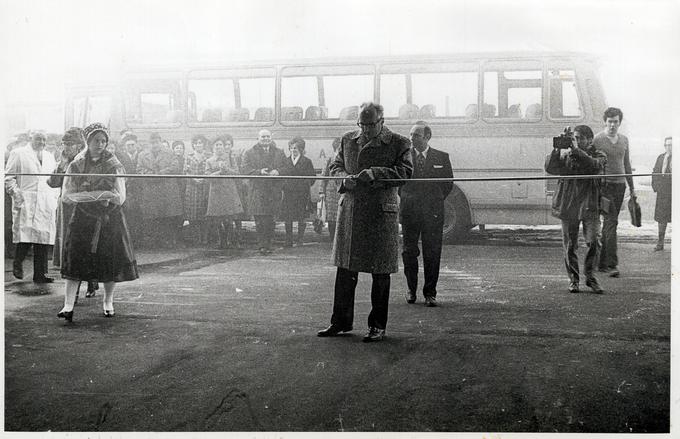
[5,132,59,282]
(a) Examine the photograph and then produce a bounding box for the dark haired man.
[546,125,607,293]
[592,107,635,278]
[317,102,413,342]
[400,121,453,306]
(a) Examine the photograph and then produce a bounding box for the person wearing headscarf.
[5,132,59,283]
[47,128,98,297]
[57,123,139,322]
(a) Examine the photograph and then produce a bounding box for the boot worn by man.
[362,327,385,342]
[317,324,353,337]
[586,277,604,294]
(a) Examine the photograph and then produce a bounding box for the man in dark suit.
[400,121,453,307]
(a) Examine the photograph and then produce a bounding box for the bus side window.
[548,70,582,119]
[483,70,541,120]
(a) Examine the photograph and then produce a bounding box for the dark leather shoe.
[425,296,438,307]
[568,281,579,293]
[34,276,54,284]
[586,278,604,294]
[57,310,74,322]
[317,324,352,337]
[362,327,385,342]
[13,261,23,280]
[608,268,620,278]
[405,291,416,304]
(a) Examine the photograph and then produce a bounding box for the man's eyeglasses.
[357,118,383,128]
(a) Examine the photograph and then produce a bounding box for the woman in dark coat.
[280,136,316,246]
[652,136,672,250]
[57,123,139,322]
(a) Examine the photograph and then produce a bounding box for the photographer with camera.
[545,126,607,294]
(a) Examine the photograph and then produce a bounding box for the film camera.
[553,126,575,149]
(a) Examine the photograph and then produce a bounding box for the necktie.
[417,152,425,176]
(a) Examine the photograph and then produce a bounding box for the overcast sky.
[1,0,678,148]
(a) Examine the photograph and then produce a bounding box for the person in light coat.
[5,132,59,283]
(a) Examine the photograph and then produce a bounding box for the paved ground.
[3,225,671,433]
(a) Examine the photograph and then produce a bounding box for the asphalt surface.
[4,227,671,433]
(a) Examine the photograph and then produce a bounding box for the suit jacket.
[399,146,453,222]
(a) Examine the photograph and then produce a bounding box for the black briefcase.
[628,197,642,227]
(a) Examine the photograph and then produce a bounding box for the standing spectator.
[241,129,286,255]
[47,128,85,266]
[172,140,187,245]
[320,137,342,240]
[280,136,315,247]
[47,127,99,298]
[4,132,59,283]
[652,136,672,251]
[546,126,607,294]
[184,135,210,244]
[400,121,453,306]
[136,132,183,247]
[108,140,135,175]
[317,102,413,342]
[205,135,244,248]
[122,133,141,170]
[593,107,635,278]
[58,123,138,321]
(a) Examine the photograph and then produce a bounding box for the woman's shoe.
[103,308,115,317]
[57,310,74,322]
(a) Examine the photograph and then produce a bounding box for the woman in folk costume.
[58,123,139,322]
[205,134,244,248]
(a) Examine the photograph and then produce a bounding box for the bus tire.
[442,186,472,243]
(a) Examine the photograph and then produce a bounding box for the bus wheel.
[442,186,472,243]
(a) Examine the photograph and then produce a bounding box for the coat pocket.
[381,202,398,213]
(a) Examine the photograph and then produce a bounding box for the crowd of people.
[3,102,672,342]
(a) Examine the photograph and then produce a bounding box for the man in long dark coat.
[317,102,413,342]
[241,129,287,254]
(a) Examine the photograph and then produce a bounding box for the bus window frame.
[279,64,376,126]
[545,61,586,123]
[186,67,277,128]
[122,75,184,129]
[481,59,545,124]
[377,61,481,124]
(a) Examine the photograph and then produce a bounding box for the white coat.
[4,145,59,244]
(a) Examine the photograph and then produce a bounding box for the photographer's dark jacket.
[545,146,607,221]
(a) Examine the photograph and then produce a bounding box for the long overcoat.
[330,127,412,274]
[205,153,244,217]
[652,153,672,223]
[240,143,287,216]
[4,145,59,244]
[136,149,183,219]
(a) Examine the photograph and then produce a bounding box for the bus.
[64,52,608,241]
